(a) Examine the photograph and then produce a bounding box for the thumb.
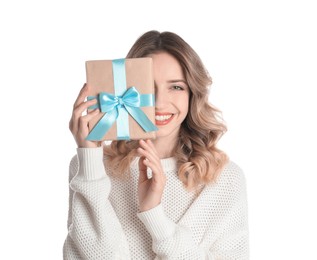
[138,156,148,183]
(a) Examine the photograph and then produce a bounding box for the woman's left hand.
[137,139,166,212]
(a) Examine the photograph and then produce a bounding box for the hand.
[69,83,101,148]
[137,139,166,212]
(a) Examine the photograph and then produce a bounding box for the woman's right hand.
[69,83,101,148]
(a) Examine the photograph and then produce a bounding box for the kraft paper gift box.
[85,57,158,141]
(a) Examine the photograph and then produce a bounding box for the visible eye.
[171,85,184,91]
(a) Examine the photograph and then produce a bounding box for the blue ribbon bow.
[86,59,158,141]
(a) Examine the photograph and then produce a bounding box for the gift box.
[85,58,158,141]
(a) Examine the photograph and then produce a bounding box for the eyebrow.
[167,79,188,85]
[154,79,189,87]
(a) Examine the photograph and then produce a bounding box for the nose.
[155,85,168,109]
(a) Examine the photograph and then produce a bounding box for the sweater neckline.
[132,157,177,171]
[160,157,178,171]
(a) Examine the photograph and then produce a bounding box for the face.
[149,52,190,141]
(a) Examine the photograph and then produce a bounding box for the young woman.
[64,30,249,259]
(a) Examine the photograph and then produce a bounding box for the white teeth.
[155,114,172,121]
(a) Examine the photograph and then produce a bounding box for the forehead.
[149,52,184,80]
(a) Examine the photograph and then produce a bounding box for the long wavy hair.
[104,30,228,190]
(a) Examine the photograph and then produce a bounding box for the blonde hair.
[104,30,228,190]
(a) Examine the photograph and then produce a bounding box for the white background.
[1,0,316,259]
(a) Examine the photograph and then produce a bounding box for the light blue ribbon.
[86,59,158,141]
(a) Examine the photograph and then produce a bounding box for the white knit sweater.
[63,147,249,259]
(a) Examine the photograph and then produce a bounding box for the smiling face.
[149,52,190,142]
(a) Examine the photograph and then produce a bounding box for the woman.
[64,30,249,259]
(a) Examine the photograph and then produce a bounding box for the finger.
[73,83,87,108]
[73,83,90,109]
[142,159,166,190]
[142,160,162,178]
[137,147,159,167]
[137,148,164,179]
[69,115,77,132]
[138,156,148,183]
[145,139,156,150]
[70,108,99,134]
[72,98,97,121]
[137,140,163,175]
[78,108,100,129]
[145,139,160,160]
[139,140,160,161]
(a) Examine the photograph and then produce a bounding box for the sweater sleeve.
[138,205,215,259]
[63,147,131,259]
[137,163,249,260]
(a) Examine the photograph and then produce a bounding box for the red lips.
[155,113,174,126]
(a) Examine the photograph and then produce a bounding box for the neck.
[152,135,178,159]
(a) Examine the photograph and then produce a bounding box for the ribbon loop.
[99,93,118,112]
[86,87,157,141]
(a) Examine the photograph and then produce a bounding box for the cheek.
[183,102,189,115]
[177,96,190,115]
[184,94,190,113]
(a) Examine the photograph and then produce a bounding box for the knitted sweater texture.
[63,147,249,259]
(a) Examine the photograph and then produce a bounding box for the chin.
[154,127,180,139]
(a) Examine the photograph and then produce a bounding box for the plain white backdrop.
[1,0,316,259]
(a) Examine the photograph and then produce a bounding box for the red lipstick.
[155,113,174,126]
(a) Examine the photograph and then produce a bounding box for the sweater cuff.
[137,204,176,242]
[76,147,106,180]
